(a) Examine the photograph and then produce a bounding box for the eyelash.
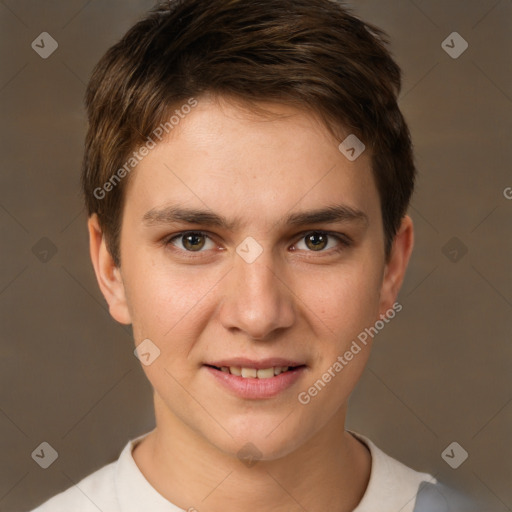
[162,230,352,258]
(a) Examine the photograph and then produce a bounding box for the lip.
[203,364,307,399]
[205,357,305,370]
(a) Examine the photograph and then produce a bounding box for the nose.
[218,247,296,341]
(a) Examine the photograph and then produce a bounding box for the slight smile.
[203,358,308,399]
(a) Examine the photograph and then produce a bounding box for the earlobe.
[87,214,132,325]
[378,215,414,316]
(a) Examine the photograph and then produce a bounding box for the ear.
[87,214,132,325]
[378,215,414,315]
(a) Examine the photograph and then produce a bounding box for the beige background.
[1,1,511,510]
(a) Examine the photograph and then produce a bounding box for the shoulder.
[350,430,435,512]
[30,457,119,512]
[413,480,480,512]
[349,431,476,512]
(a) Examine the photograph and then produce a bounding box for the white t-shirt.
[30,430,474,512]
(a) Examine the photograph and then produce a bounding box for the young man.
[32,0,476,510]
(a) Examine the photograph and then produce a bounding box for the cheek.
[124,254,222,348]
[300,261,383,342]
[295,266,381,414]
[125,262,214,391]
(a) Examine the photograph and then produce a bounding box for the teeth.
[256,368,274,379]
[227,366,292,378]
[241,367,257,378]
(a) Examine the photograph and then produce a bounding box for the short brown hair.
[82,0,415,266]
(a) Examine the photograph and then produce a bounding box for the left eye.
[294,232,345,252]
[167,232,215,252]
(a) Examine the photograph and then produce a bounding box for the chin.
[203,414,311,462]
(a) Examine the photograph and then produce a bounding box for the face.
[90,96,413,461]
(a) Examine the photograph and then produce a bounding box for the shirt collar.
[113,429,433,512]
[114,430,185,512]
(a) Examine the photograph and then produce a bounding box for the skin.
[88,96,414,512]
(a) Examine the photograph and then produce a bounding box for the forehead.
[122,96,379,230]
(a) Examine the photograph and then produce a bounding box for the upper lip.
[205,358,306,370]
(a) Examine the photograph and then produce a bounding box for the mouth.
[204,364,306,379]
[203,360,308,399]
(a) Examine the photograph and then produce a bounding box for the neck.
[133,396,371,512]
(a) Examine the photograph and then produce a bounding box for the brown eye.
[167,231,215,252]
[305,232,328,251]
[294,231,351,254]
[182,233,206,251]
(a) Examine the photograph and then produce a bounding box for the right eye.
[165,231,217,252]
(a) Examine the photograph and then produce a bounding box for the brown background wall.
[1,1,510,510]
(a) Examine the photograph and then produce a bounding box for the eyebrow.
[142,204,369,230]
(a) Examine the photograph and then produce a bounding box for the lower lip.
[204,365,307,399]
